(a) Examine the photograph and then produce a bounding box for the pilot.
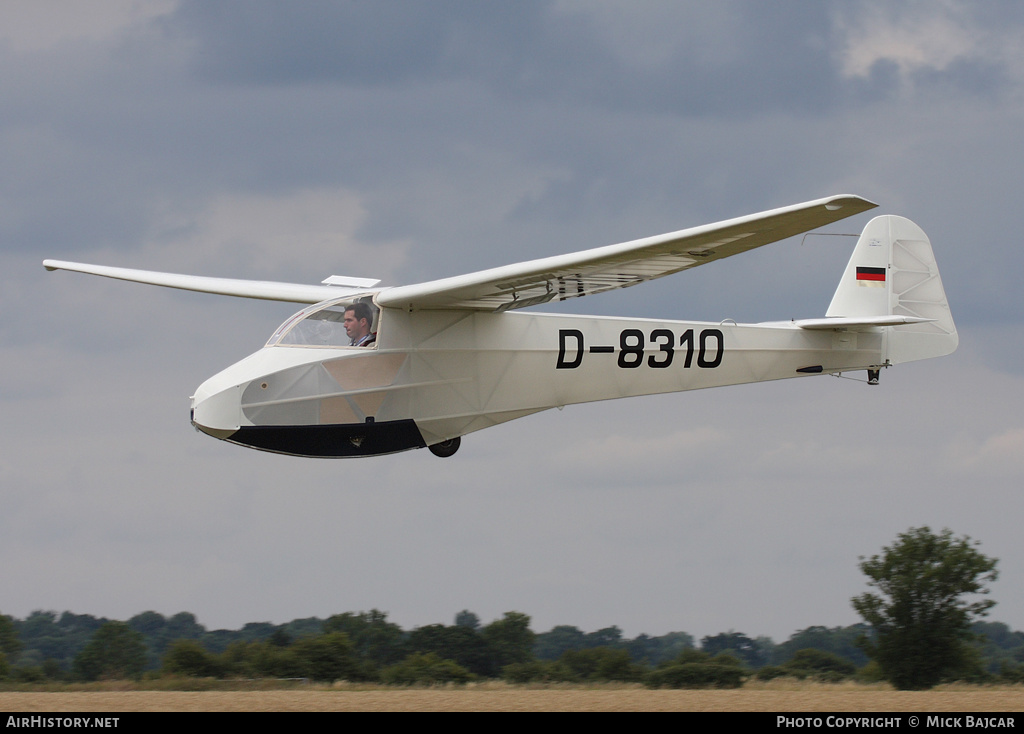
[343,302,376,347]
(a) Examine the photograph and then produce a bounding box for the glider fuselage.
[190,306,884,457]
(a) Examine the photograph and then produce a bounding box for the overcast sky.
[3,1,1023,643]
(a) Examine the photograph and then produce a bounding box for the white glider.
[44,195,956,458]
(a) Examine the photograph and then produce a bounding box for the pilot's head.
[343,302,373,342]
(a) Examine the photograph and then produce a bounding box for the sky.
[2,0,1023,643]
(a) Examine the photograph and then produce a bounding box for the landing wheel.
[428,436,461,458]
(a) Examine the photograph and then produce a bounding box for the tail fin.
[827,215,957,364]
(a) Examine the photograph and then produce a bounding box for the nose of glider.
[190,382,241,440]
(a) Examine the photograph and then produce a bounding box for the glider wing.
[377,195,877,312]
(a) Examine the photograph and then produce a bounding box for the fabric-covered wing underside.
[377,195,876,313]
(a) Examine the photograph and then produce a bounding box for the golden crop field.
[1,681,1022,712]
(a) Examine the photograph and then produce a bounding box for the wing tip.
[823,194,879,212]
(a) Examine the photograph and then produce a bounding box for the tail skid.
[826,215,957,365]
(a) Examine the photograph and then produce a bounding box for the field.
[1,681,1022,712]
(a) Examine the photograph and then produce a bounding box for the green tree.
[454,610,480,630]
[291,633,360,683]
[165,612,204,641]
[645,649,745,689]
[534,625,586,660]
[127,611,166,638]
[0,613,21,661]
[624,631,695,666]
[482,612,535,673]
[245,641,304,679]
[267,628,292,647]
[162,640,223,678]
[783,648,857,681]
[852,526,998,690]
[381,652,473,685]
[72,622,147,681]
[405,624,491,676]
[775,625,870,667]
[557,647,645,682]
[16,611,104,670]
[283,617,323,640]
[323,610,404,668]
[584,626,623,648]
[972,621,1024,675]
[701,631,765,668]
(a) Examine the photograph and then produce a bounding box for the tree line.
[2,610,1021,688]
[1,527,1019,689]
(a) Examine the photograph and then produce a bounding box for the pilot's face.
[344,311,368,339]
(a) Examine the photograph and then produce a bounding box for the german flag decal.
[856,266,886,287]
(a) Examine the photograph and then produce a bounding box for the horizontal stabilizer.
[794,315,935,331]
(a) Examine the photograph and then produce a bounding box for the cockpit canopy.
[267,295,380,348]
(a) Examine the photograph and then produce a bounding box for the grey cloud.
[166,1,1021,118]
[166,1,549,86]
[168,1,844,117]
